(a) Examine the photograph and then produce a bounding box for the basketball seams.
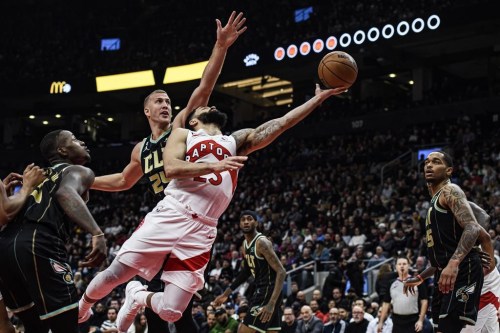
[323,59,358,72]
[321,60,356,85]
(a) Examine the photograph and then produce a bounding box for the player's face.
[424,152,452,183]
[145,92,172,126]
[240,215,257,234]
[58,130,91,165]
[192,106,228,129]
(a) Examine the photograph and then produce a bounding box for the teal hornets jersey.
[244,233,276,288]
[139,130,171,200]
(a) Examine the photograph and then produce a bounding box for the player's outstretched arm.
[163,128,247,179]
[403,267,436,296]
[91,142,144,191]
[0,165,46,224]
[256,237,286,323]
[439,184,482,293]
[232,84,346,156]
[56,166,107,267]
[172,11,247,130]
[213,261,252,307]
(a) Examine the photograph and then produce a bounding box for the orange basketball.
[318,51,358,89]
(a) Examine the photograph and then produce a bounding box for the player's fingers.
[235,17,246,29]
[237,26,247,35]
[215,19,222,30]
[233,12,244,26]
[227,11,236,25]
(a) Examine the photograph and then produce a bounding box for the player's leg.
[14,306,49,333]
[141,272,170,333]
[174,296,197,333]
[79,259,141,321]
[438,312,468,333]
[44,307,78,333]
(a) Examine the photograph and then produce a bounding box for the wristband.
[92,233,105,238]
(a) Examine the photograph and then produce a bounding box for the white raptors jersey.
[482,268,500,296]
[164,129,238,220]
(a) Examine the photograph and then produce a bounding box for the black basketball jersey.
[14,163,73,243]
[425,187,466,268]
[140,129,172,201]
[244,233,276,288]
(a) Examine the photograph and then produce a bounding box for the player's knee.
[157,308,182,322]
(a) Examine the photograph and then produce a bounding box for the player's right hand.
[479,250,494,275]
[212,294,228,307]
[81,234,107,267]
[212,156,248,172]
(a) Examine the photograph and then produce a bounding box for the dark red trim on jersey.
[163,251,211,272]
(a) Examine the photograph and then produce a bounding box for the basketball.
[318,51,358,89]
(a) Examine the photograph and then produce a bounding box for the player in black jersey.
[1,167,46,333]
[0,130,107,333]
[421,151,487,333]
[214,210,286,333]
[78,11,247,333]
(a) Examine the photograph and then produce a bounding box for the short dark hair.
[40,130,64,162]
[438,151,453,167]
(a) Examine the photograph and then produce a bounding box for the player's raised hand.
[2,172,23,196]
[216,11,247,49]
[21,163,46,192]
[80,233,107,268]
[315,83,348,98]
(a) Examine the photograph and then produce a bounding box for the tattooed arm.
[468,201,495,273]
[438,183,482,293]
[232,84,346,156]
[256,237,286,323]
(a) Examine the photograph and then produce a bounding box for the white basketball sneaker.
[116,281,148,332]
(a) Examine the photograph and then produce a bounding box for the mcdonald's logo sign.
[50,81,72,94]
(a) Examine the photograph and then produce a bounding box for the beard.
[197,109,228,129]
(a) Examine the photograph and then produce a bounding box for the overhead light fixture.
[42,120,49,125]
[252,80,290,91]
[29,115,35,119]
[55,114,61,118]
[409,80,414,85]
[107,117,114,122]
[276,98,293,106]
[174,106,180,110]
[262,87,293,98]
[389,73,397,78]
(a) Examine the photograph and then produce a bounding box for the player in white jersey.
[79,83,347,332]
[461,268,500,333]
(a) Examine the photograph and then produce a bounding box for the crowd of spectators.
[3,109,498,332]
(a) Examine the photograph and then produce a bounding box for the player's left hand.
[403,277,422,296]
[216,11,247,49]
[2,172,23,196]
[258,303,275,323]
[439,260,459,294]
[81,234,107,268]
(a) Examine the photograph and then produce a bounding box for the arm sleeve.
[417,281,428,300]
